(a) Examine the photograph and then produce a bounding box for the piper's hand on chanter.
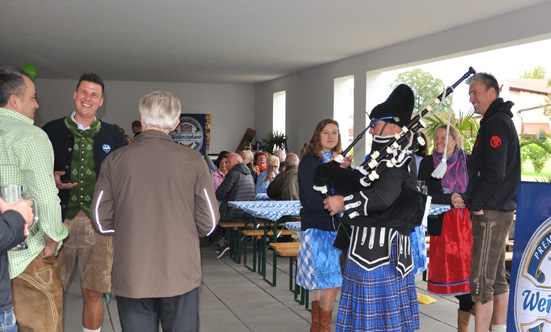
[331,152,353,169]
[54,171,78,190]
[0,197,34,228]
[323,195,344,216]
[340,155,353,169]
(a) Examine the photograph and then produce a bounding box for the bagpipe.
[314,67,476,238]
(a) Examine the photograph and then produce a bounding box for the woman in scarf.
[418,124,474,332]
[254,151,268,175]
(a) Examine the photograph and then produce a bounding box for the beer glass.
[0,185,39,250]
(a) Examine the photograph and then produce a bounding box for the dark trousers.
[117,288,198,332]
[208,225,226,248]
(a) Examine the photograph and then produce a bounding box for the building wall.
[506,89,551,135]
[33,79,255,154]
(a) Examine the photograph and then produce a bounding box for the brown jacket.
[91,130,219,298]
[266,166,299,200]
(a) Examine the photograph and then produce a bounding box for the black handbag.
[427,214,444,236]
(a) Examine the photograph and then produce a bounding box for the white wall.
[254,2,551,160]
[33,79,255,154]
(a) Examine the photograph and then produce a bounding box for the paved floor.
[63,238,474,331]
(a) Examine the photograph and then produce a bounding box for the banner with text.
[508,182,551,331]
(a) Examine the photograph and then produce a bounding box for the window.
[273,91,286,134]
[334,76,354,147]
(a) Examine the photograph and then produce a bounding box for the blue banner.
[170,113,207,155]
[508,182,551,331]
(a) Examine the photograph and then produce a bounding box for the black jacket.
[42,117,128,219]
[245,162,258,184]
[0,211,26,313]
[215,163,256,221]
[465,98,521,211]
[298,153,338,232]
[337,138,424,276]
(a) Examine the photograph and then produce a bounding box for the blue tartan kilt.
[296,228,343,290]
[336,238,420,332]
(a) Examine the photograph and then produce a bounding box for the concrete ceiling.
[1,0,548,84]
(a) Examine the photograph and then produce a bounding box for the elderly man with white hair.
[267,153,300,201]
[256,155,280,193]
[91,91,219,332]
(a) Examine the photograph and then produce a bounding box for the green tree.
[520,65,547,79]
[520,132,551,174]
[543,78,551,120]
[390,69,449,115]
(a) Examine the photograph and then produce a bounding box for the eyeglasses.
[268,164,279,168]
[368,116,400,129]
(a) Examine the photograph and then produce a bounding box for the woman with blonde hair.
[418,124,473,331]
[240,150,257,183]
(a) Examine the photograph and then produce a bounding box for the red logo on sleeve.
[490,136,502,148]
[475,137,479,148]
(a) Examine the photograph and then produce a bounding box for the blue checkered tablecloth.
[243,206,300,222]
[429,204,451,215]
[284,221,301,232]
[255,193,272,201]
[228,200,301,209]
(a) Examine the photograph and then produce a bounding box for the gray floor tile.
[61,238,473,331]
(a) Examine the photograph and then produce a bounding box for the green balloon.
[22,64,37,81]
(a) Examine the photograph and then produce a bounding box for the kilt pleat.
[336,239,419,332]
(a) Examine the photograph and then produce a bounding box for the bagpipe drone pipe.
[314,67,476,244]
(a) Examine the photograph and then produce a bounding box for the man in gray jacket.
[91,91,219,332]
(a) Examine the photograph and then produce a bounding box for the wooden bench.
[505,252,513,262]
[506,240,514,252]
[241,229,265,272]
[241,228,297,277]
[246,221,274,229]
[505,251,514,279]
[268,242,309,308]
[267,242,300,287]
[218,221,245,263]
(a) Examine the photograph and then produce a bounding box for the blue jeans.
[0,307,17,332]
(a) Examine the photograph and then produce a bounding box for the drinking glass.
[417,180,428,195]
[0,185,38,250]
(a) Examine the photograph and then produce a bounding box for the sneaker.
[217,244,230,259]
